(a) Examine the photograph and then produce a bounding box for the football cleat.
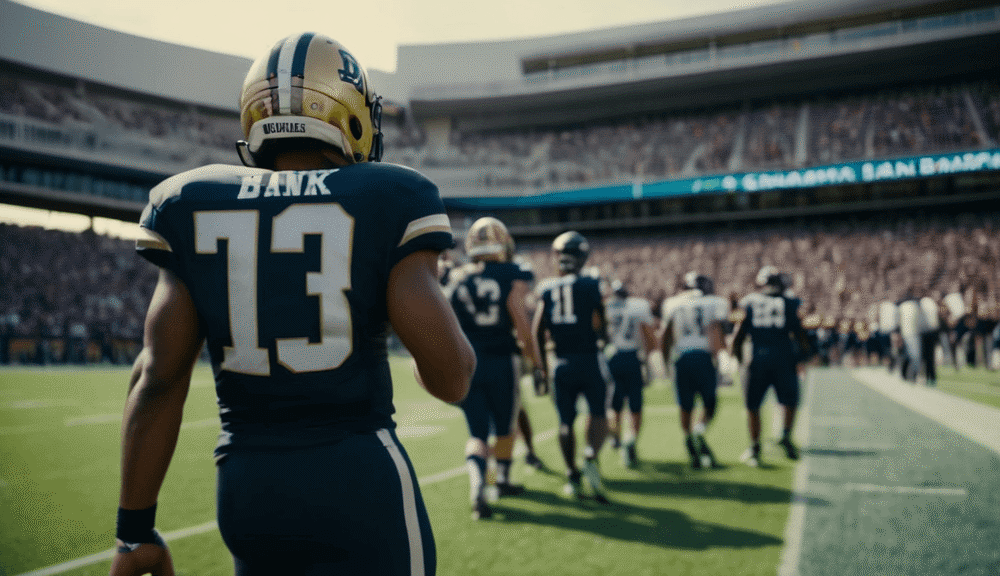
[564,471,584,499]
[464,217,515,262]
[237,32,383,168]
[741,445,762,468]
[582,459,609,503]
[551,231,590,274]
[685,436,702,470]
[471,496,493,520]
[622,444,638,468]
[525,452,546,471]
[696,435,718,469]
[778,436,800,460]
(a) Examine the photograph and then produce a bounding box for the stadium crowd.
[0,223,155,365]
[2,69,997,188]
[2,211,996,371]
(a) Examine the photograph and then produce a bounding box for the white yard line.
[776,369,815,576]
[844,483,968,497]
[13,426,559,576]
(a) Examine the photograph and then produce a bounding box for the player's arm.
[388,249,475,404]
[593,300,609,344]
[530,299,550,395]
[640,320,658,358]
[659,318,674,361]
[731,315,749,364]
[707,320,725,356]
[508,279,542,369]
[112,268,203,576]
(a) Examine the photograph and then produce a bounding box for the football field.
[1,360,998,575]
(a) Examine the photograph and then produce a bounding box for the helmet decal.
[338,50,365,94]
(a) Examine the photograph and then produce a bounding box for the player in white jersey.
[898,292,926,382]
[604,280,657,467]
[660,272,729,469]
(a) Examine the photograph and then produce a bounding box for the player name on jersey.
[237,170,340,199]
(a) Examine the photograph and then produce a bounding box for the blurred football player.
[604,279,657,467]
[532,231,612,504]
[444,217,543,519]
[111,33,475,576]
[731,266,812,467]
[660,272,728,469]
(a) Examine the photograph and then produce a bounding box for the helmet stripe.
[290,32,314,78]
[276,35,300,114]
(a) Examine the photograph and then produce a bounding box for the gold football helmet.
[237,32,383,168]
[464,217,515,262]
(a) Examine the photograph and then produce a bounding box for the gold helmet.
[237,32,383,168]
[464,217,515,262]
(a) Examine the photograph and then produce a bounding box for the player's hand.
[532,368,549,396]
[109,535,174,576]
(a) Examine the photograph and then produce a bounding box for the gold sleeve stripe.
[135,228,172,252]
[398,214,452,247]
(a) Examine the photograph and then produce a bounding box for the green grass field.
[933,365,1000,410]
[2,359,989,576]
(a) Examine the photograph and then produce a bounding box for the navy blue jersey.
[135,163,453,456]
[536,274,604,355]
[739,292,803,362]
[445,261,533,355]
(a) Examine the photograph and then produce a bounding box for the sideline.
[13,427,558,576]
[852,367,1000,457]
[776,369,815,576]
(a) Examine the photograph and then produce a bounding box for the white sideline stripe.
[852,368,1000,457]
[14,427,559,576]
[845,483,968,497]
[776,370,815,576]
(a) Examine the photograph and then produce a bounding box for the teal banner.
[444,149,1000,210]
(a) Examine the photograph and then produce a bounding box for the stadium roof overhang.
[408,31,1000,132]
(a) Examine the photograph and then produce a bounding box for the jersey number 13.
[194,204,353,375]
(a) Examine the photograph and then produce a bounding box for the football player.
[731,266,812,467]
[660,272,729,469]
[111,33,475,576]
[531,231,612,504]
[444,217,543,519]
[604,279,657,467]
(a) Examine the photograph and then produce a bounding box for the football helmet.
[464,217,514,261]
[756,266,786,293]
[684,271,715,295]
[552,231,589,274]
[237,32,383,168]
[611,279,629,299]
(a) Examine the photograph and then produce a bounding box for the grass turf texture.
[932,365,1000,410]
[11,359,988,574]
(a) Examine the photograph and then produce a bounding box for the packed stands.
[3,210,995,367]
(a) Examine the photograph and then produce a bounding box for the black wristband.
[116,504,157,543]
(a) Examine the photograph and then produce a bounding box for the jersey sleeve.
[387,171,455,271]
[134,174,188,274]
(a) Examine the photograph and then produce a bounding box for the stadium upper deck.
[1,0,999,224]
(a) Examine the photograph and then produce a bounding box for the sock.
[583,445,596,460]
[496,459,512,485]
[782,428,792,442]
[467,455,487,502]
[692,421,707,436]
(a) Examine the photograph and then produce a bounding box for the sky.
[14,0,792,73]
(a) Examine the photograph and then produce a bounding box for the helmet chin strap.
[235,140,257,167]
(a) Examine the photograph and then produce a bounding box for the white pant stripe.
[376,428,425,576]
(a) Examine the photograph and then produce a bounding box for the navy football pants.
[216,429,435,576]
